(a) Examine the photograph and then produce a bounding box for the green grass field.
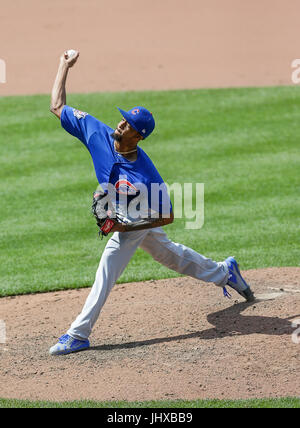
[0,86,299,408]
[0,397,299,409]
[0,86,299,297]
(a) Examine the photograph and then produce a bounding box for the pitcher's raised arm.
[50,50,80,119]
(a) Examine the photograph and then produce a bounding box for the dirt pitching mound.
[0,267,299,402]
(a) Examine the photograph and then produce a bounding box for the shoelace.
[223,287,232,299]
[59,335,72,344]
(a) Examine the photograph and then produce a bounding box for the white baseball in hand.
[66,49,77,59]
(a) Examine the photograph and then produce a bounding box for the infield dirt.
[0,268,299,402]
[0,0,299,402]
[1,0,299,96]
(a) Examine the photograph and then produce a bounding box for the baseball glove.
[92,191,124,238]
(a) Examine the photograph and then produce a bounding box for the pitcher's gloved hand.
[91,191,125,237]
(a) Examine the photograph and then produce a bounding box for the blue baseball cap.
[117,106,155,139]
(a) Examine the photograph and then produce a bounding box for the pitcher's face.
[113,118,142,143]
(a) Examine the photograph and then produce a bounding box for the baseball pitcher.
[49,50,254,355]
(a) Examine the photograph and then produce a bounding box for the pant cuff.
[214,262,229,287]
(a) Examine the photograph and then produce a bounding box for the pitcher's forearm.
[50,50,80,119]
[112,211,174,233]
[124,216,173,232]
[50,61,69,118]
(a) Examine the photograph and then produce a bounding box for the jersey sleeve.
[60,105,117,186]
[60,105,103,147]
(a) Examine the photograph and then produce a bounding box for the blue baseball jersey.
[60,106,172,217]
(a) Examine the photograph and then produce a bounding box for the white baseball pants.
[68,228,229,340]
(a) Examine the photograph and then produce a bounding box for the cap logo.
[131,108,140,115]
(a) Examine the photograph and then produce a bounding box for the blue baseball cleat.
[223,257,255,302]
[49,334,90,356]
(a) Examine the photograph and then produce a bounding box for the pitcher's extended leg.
[140,228,228,286]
